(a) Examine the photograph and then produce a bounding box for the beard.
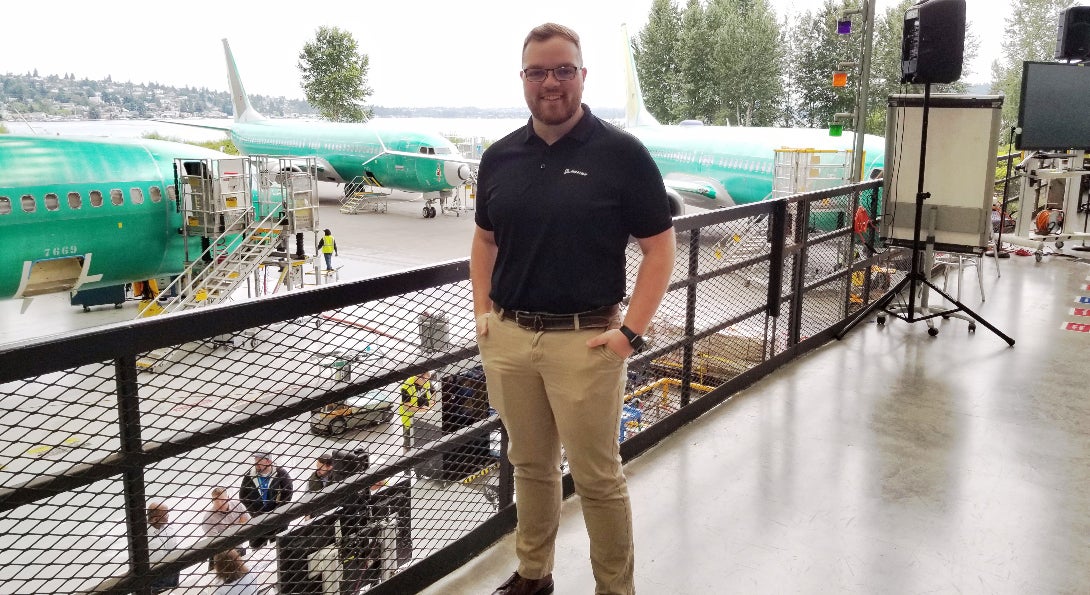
[527,92,581,126]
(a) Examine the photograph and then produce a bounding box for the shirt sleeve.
[618,135,673,239]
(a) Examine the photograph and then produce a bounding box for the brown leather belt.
[493,303,618,331]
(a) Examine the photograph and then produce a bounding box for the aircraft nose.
[443,162,472,186]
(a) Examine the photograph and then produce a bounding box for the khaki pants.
[477,312,634,595]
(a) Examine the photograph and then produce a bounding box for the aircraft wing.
[382,149,479,168]
[152,119,232,132]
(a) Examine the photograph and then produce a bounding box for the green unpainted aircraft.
[213,39,475,217]
[0,135,232,300]
[619,27,886,215]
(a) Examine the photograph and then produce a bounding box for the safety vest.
[397,376,432,428]
[320,235,335,254]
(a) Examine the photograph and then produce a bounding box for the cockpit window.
[44,193,59,211]
[68,192,82,209]
[435,147,452,154]
[0,197,11,215]
[21,194,36,213]
[110,189,123,206]
[89,190,104,207]
[418,147,437,155]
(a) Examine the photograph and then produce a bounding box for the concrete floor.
[422,252,1090,594]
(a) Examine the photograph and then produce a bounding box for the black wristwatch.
[618,325,646,352]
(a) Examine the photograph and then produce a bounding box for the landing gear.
[422,206,437,218]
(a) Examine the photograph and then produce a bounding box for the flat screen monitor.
[1016,61,1090,151]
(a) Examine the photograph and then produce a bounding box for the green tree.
[677,0,718,122]
[992,0,1074,134]
[634,0,683,123]
[707,0,785,126]
[298,26,373,122]
[785,0,856,128]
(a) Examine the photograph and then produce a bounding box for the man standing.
[239,452,294,548]
[319,229,338,271]
[147,501,181,593]
[307,453,340,493]
[398,371,433,450]
[470,23,676,595]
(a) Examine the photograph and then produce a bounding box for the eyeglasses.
[522,66,581,82]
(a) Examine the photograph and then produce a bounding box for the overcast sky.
[1,0,1008,110]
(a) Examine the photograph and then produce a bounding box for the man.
[398,371,433,450]
[307,452,340,492]
[147,501,181,593]
[319,229,338,271]
[470,23,676,595]
[238,452,294,548]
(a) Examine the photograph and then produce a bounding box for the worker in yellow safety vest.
[319,229,338,271]
[398,371,433,449]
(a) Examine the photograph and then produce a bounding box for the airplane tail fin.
[621,24,660,128]
[222,39,264,123]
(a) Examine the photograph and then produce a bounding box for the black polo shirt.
[475,105,672,314]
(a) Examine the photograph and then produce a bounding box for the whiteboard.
[881,94,1003,253]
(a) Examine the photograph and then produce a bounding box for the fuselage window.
[0,196,10,215]
[166,185,177,202]
[44,193,59,211]
[68,192,82,210]
[89,190,104,207]
[110,189,124,206]
[149,186,162,203]
[21,194,36,213]
[130,188,144,205]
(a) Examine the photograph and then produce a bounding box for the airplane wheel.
[876,315,886,325]
[428,206,437,218]
[422,206,430,218]
[1056,241,1065,249]
[968,323,977,333]
[927,327,939,337]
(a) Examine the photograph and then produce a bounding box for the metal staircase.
[340,175,391,214]
[135,156,319,372]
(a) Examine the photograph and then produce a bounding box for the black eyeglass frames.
[521,66,581,82]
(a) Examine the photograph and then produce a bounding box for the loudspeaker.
[901,0,966,84]
[1056,6,1090,60]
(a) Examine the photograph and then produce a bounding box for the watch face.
[630,335,646,352]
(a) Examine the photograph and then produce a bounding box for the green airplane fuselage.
[627,125,886,207]
[229,119,469,192]
[0,135,230,299]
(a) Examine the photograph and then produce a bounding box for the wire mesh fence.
[0,180,887,594]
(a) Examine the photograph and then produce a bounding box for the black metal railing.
[0,180,884,595]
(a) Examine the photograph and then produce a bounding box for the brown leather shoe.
[491,571,554,595]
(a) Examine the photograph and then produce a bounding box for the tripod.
[837,83,1015,346]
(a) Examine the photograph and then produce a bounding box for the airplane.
[0,135,234,301]
[175,40,478,219]
[619,26,886,216]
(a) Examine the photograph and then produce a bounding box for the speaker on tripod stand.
[837,0,1014,345]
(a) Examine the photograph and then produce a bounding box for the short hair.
[210,486,227,498]
[147,501,169,526]
[317,453,334,467]
[522,23,582,64]
[212,549,249,583]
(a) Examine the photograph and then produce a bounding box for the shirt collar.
[520,104,596,146]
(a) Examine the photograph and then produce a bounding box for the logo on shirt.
[563,168,588,176]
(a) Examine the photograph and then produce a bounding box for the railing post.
[788,199,809,347]
[681,227,699,408]
[767,201,787,320]
[116,355,152,595]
